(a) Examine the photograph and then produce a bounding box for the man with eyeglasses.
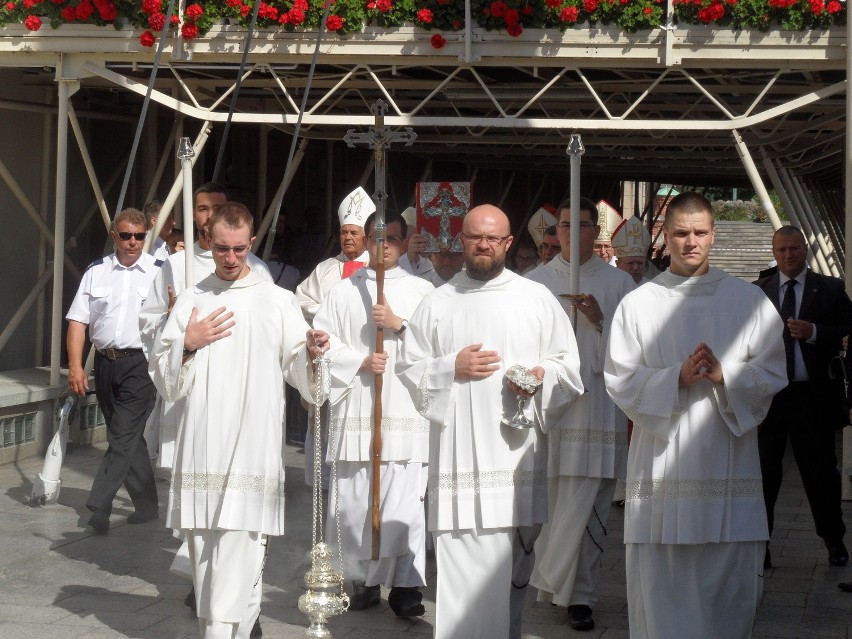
[314,211,434,617]
[397,204,583,639]
[67,207,162,534]
[537,225,561,266]
[149,202,328,639]
[527,196,635,632]
[138,183,271,634]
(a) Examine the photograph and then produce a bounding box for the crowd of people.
[64,184,851,639]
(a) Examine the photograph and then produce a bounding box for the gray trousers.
[86,351,158,515]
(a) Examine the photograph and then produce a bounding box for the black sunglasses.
[117,232,147,241]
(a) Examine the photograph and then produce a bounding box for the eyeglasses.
[367,235,403,246]
[212,245,250,256]
[461,233,510,246]
[556,221,595,230]
[117,232,147,241]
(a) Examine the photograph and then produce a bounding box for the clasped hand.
[680,342,724,386]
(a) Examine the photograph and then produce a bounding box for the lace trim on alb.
[553,428,628,446]
[626,477,763,501]
[428,468,547,498]
[330,416,429,434]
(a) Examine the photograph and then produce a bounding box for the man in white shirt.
[314,211,434,617]
[67,208,161,533]
[604,192,787,638]
[149,202,328,639]
[397,204,584,639]
[527,196,635,632]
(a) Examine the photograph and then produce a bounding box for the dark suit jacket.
[754,270,852,427]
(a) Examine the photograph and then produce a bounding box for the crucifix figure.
[343,99,416,560]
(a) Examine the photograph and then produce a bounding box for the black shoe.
[127,509,159,524]
[827,540,849,566]
[567,605,594,631]
[763,547,772,570]
[838,582,852,593]
[250,616,262,638]
[88,509,110,534]
[184,587,197,612]
[388,587,426,617]
[349,581,381,610]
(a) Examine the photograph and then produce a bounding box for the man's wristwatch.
[394,319,409,336]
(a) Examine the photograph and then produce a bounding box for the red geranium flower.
[827,0,841,12]
[376,0,391,11]
[141,0,160,14]
[584,0,597,11]
[431,33,446,48]
[99,1,117,19]
[504,8,519,24]
[75,1,93,19]
[148,12,165,30]
[506,22,522,36]
[181,21,198,38]
[490,1,507,17]
[643,5,652,13]
[522,5,533,14]
[451,19,461,28]
[416,7,432,22]
[289,7,304,23]
[559,5,579,20]
[61,5,76,19]
[140,30,156,46]
[185,3,203,20]
[239,4,250,16]
[326,13,343,30]
[24,13,41,29]
[545,0,561,6]
[226,0,240,6]
[4,2,15,10]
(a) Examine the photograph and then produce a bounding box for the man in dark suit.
[755,226,852,568]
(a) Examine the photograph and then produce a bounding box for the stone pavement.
[0,439,849,639]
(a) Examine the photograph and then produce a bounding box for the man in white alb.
[527,196,635,632]
[314,210,434,617]
[397,204,584,639]
[604,192,787,639]
[149,202,328,639]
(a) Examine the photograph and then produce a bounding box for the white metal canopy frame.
[0,21,849,384]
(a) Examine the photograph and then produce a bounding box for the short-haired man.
[538,225,561,265]
[397,204,584,639]
[144,199,174,262]
[314,211,435,617]
[605,192,787,638]
[527,196,635,631]
[149,202,328,639]
[512,239,538,274]
[67,208,161,533]
[755,226,852,568]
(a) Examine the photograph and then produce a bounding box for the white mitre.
[338,186,376,228]
[401,206,417,230]
[596,199,623,244]
[611,215,651,258]
[527,205,557,246]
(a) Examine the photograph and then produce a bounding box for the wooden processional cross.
[344,99,416,560]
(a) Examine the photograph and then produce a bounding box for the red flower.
[185,3,203,20]
[376,0,391,11]
[289,7,304,23]
[504,8,519,24]
[697,1,723,22]
[98,1,116,19]
[148,11,165,30]
[141,0,160,14]
[545,0,561,6]
[326,13,343,30]
[490,1,507,17]
[23,0,38,8]
[239,4,250,16]
[451,19,461,27]
[140,30,156,46]
[61,5,76,19]
[809,0,823,14]
[181,21,198,38]
[559,5,578,20]
[75,1,93,19]
[522,5,533,14]
[4,2,14,10]
[170,14,179,23]
[24,13,41,29]
[583,0,597,11]
[643,5,652,13]
[437,0,449,4]
[225,0,240,6]
[506,22,522,35]
[827,0,841,12]
[416,7,432,22]
[431,33,446,48]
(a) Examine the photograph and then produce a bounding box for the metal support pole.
[257,138,309,259]
[68,104,111,232]
[35,102,52,366]
[731,131,783,230]
[775,163,826,272]
[145,117,180,206]
[0,268,53,354]
[50,74,76,387]
[497,172,516,208]
[843,8,852,500]
[567,134,585,299]
[178,137,196,286]
[786,169,840,276]
[257,126,269,218]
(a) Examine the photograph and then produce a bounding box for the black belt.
[97,347,143,361]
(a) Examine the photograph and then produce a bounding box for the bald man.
[397,205,584,639]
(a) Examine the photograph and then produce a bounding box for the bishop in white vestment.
[604,193,787,639]
[397,205,584,639]
[314,212,435,616]
[526,197,634,630]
